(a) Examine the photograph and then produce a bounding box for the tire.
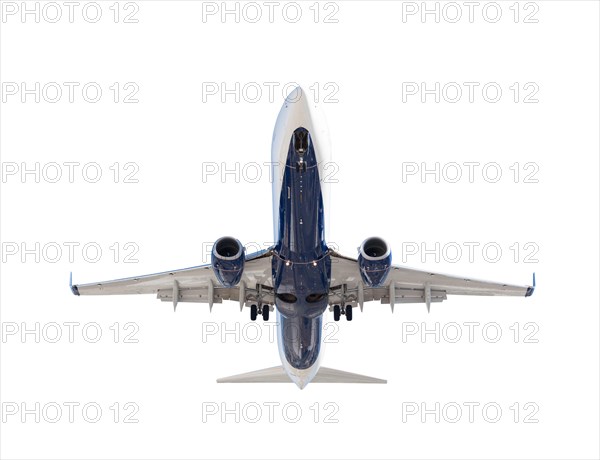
[250,304,257,321]
[346,305,353,321]
[262,306,270,321]
[333,305,341,321]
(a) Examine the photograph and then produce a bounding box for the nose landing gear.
[294,129,308,154]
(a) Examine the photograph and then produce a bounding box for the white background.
[1,1,599,459]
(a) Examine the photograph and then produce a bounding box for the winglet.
[525,273,535,297]
[70,272,80,296]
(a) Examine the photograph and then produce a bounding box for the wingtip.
[70,272,80,296]
[525,272,535,297]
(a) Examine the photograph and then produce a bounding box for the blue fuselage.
[272,128,331,371]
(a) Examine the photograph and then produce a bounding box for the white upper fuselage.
[271,86,332,243]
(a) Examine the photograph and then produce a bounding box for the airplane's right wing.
[71,249,275,311]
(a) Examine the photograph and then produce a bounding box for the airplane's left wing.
[71,249,275,310]
[328,250,534,312]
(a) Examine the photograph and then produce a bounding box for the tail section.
[217,366,290,383]
[217,366,386,384]
[313,367,386,384]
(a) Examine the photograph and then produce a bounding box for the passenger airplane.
[71,86,535,389]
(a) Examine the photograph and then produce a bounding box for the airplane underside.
[70,86,535,390]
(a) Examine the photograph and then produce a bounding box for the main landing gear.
[333,304,353,322]
[250,304,270,322]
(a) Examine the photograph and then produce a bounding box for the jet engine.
[357,237,392,287]
[211,236,245,287]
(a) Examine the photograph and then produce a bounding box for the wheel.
[333,305,341,321]
[262,306,270,321]
[250,304,257,321]
[346,305,353,321]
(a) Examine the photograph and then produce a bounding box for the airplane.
[70,86,535,389]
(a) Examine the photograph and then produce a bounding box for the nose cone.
[284,85,311,112]
[274,86,313,130]
[276,84,331,127]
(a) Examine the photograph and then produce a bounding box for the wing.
[71,249,275,310]
[328,251,535,311]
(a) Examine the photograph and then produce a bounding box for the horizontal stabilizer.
[313,367,386,384]
[217,366,386,384]
[217,366,290,383]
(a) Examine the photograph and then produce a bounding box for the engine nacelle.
[358,237,392,287]
[211,236,245,287]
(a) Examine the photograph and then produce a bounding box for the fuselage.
[270,87,332,389]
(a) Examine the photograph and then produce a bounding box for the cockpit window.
[305,293,327,303]
[276,293,298,304]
